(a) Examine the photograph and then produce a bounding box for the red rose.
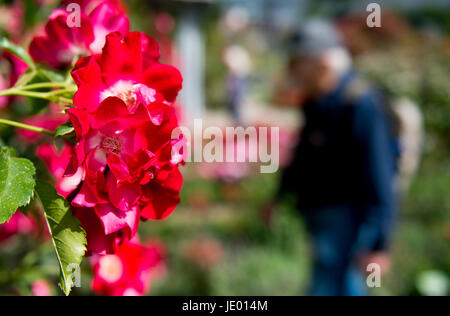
[65,31,184,255]
[29,1,129,68]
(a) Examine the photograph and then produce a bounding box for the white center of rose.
[100,80,157,112]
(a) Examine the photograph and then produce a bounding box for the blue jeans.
[303,205,369,296]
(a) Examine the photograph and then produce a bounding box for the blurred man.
[267,20,399,296]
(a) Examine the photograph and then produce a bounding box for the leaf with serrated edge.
[0,147,36,223]
[35,181,87,296]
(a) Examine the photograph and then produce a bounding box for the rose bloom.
[91,239,166,296]
[29,0,129,68]
[65,31,184,255]
[70,31,182,112]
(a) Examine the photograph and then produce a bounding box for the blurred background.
[0,0,449,296]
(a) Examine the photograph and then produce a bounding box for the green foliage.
[210,246,307,296]
[35,181,87,296]
[54,122,75,138]
[0,146,36,224]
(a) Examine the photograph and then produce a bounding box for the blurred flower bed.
[136,166,311,296]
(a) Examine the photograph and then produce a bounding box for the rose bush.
[0,0,183,295]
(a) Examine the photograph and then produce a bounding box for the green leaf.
[0,37,36,70]
[35,181,86,296]
[54,122,74,138]
[0,147,36,224]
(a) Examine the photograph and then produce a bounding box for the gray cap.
[288,20,343,58]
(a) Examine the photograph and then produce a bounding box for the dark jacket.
[279,72,398,250]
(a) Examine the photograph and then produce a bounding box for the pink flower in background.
[196,133,256,182]
[0,73,7,108]
[153,12,181,66]
[4,51,28,87]
[0,0,24,39]
[31,279,52,296]
[91,239,166,296]
[18,104,68,143]
[195,125,298,182]
[0,51,28,108]
[19,115,65,142]
[0,212,37,243]
[29,1,129,68]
